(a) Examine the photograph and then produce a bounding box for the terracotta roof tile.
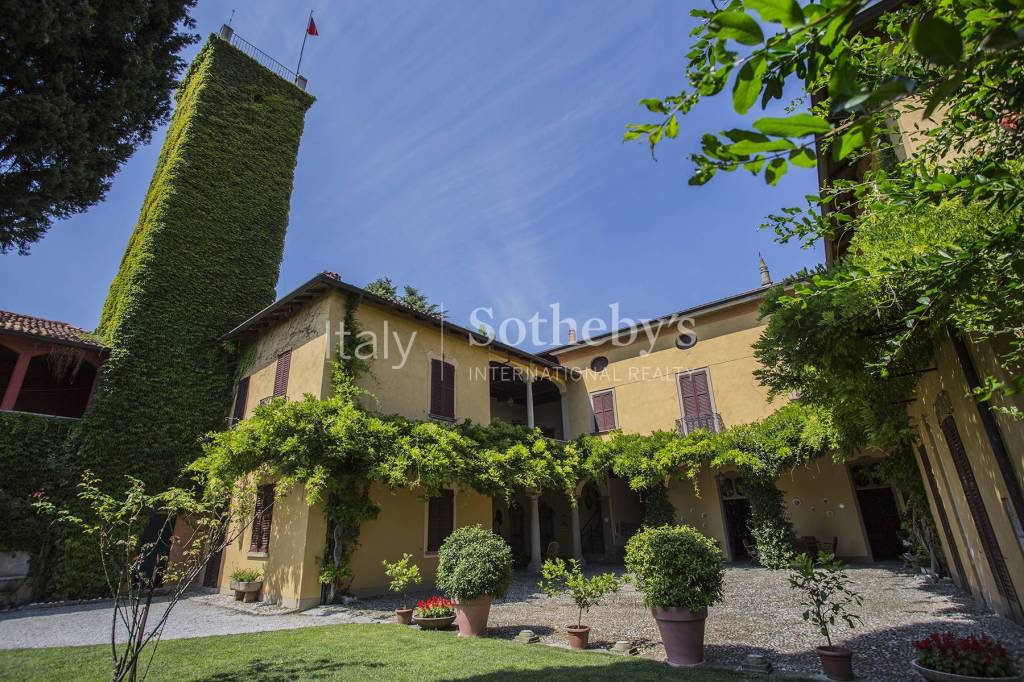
[0,310,106,350]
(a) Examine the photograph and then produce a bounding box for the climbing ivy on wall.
[80,34,314,493]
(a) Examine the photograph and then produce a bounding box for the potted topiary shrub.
[382,553,422,625]
[788,552,863,681]
[912,633,1021,682]
[412,595,456,630]
[229,568,263,603]
[435,525,513,637]
[539,558,624,650]
[624,525,724,667]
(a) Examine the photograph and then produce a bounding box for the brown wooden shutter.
[592,391,615,432]
[273,351,291,398]
[426,489,455,552]
[249,485,275,553]
[939,414,1022,619]
[679,370,713,418]
[232,377,250,424]
[430,359,455,419]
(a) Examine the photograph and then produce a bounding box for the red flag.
[307,16,318,36]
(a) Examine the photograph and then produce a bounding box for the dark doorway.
[856,488,903,560]
[719,475,753,561]
[723,498,753,561]
[579,483,605,556]
[850,461,903,560]
[539,502,555,550]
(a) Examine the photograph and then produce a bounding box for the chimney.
[567,326,577,345]
[759,254,772,287]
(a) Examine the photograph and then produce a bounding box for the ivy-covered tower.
[81,33,314,489]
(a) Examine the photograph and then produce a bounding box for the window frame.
[427,354,457,421]
[675,367,718,423]
[423,487,456,557]
[590,388,618,434]
[248,484,275,557]
[272,350,292,398]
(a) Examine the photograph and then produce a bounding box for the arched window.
[13,354,97,418]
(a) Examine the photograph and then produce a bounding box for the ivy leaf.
[911,17,963,66]
[733,56,767,115]
[711,11,765,46]
[789,147,817,168]
[745,0,804,28]
[753,114,831,138]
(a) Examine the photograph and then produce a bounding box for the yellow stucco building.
[208,270,905,610]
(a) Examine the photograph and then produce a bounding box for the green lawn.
[0,623,753,681]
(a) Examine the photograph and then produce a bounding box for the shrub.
[435,525,513,601]
[382,553,422,609]
[624,525,724,611]
[230,568,261,583]
[788,553,862,647]
[914,633,1018,678]
[414,596,454,619]
[539,558,624,629]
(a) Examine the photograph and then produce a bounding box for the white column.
[528,492,542,572]
[570,503,584,565]
[525,377,535,429]
[559,390,570,440]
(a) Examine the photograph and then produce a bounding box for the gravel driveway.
[3,564,1021,681]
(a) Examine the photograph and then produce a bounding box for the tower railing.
[219,25,307,90]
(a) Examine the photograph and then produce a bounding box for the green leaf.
[911,17,963,66]
[729,138,795,154]
[640,98,668,114]
[745,0,804,28]
[665,115,679,139]
[733,56,767,115]
[753,114,831,138]
[711,11,765,46]
[765,158,788,185]
[789,147,817,168]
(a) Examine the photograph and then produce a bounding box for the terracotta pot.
[566,625,590,650]
[911,660,1023,682]
[453,596,492,637]
[652,607,707,667]
[816,645,854,681]
[395,608,413,625]
[413,614,456,630]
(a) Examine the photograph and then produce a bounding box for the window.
[678,369,718,433]
[273,350,291,398]
[231,376,249,425]
[591,389,616,433]
[425,489,455,554]
[249,484,275,554]
[590,356,608,372]
[429,358,455,420]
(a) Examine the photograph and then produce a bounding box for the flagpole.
[295,10,313,77]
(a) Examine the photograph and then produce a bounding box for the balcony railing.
[219,25,306,89]
[676,413,724,436]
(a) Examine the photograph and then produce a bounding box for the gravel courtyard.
[3,564,1021,681]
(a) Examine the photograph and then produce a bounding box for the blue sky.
[0,0,821,350]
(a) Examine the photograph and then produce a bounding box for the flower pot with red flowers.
[788,553,863,681]
[435,525,513,637]
[912,633,1021,682]
[539,558,624,650]
[382,553,422,625]
[412,595,456,630]
[624,525,724,667]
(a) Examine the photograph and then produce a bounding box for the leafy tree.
[0,0,198,253]
[627,0,1024,444]
[365,277,398,301]
[538,558,623,629]
[365,277,443,318]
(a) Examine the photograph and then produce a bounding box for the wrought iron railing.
[676,413,724,435]
[219,25,303,87]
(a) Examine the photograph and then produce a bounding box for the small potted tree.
[788,552,863,681]
[382,553,422,624]
[412,595,456,630]
[912,633,1021,682]
[624,525,724,667]
[539,558,623,650]
[435,525,513,637]
[229,568,263,603]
